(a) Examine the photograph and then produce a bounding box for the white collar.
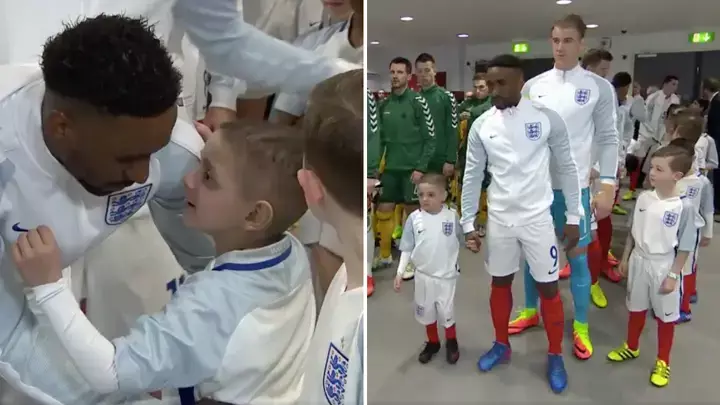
[210,233,294,272]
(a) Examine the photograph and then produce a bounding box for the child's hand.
[11,226,63,287]
[700,236,711,247]
[659,276,678,295]
[393,275,402,292]
[618,260,629,278]
[465,231,482,253]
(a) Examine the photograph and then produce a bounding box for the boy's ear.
[245,200,274,232]
[297,169,325,205]
[673,171,685,181]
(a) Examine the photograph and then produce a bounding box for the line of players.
[367,13,714,393]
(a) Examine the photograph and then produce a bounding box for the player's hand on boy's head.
[464,231,482,253]
[11,226,63,287]
[193,121,214,142]
[659,276,677,295]
[393,275,402,292]
[411,171,424,184]
[700,236,711,247]
[442,163,455,177]
[562,224,580,250]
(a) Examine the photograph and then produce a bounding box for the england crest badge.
[575,88,591,105]
[686,186,699,199]
[525,122,542,141]
[105,184,152,226]
[662,211,679,227]
[323,343,349,405]
[442,221,454,236]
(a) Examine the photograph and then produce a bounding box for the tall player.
[462,54,583,393]
[508,14,619,360]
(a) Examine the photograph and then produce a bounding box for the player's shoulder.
[167,118,204,159]
[442,88,456,102]
[526,70,553,87]
[470,107,497,129]
[581,70,614,94]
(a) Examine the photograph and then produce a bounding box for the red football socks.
[681,273,695,313]
[597,217,613,268]
[426,322,439,344]
[588,238,604,284]
[490,283,512,345]
[540,293,564,355]
[626,310,647,351]
[445,324,457,340]
[657,318,675,365]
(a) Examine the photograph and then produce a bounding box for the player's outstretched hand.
[393,275,402,292]
[659,276,677,295]
[465,231,482,253]
[11,226,63,287]
[617,260,629,278]
[562,224,580,251]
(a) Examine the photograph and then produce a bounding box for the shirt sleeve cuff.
[599,178,617,186]
[208,82,244,110]
[461,222,475,234]
[565,214,581,225]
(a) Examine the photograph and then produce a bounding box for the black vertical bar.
[694,51,703,100]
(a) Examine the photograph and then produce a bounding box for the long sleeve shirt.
[460,98,584,232]
[639,90,680,145]
[522,65,619,189]
[419,84,459,165]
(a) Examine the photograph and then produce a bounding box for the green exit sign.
[512,42,530,53]
[690,32,715,44]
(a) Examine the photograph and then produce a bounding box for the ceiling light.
[370,40,380,45]
[400,16,413,22]
[556,0,572,4]
[457,33,469,38]
[587,24,599,28]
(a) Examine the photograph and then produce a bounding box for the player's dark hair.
[415,53,435,65]
[581,49,613,68]
[694,98,710,114]
[666,104,684,118]
[612,72,633,88]
[652,145,693,175]
[702,77,720,93]
[304,69,364,216]
[389,57,412,74]
[552,14,587,38]
[41,14,181,118]
[472,72,486,81]
[487,54,523,71]
[663,75,679,84]
[668,137,696,157]
[419,173,447,189]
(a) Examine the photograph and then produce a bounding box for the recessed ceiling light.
[400,16,414,22]
[556,0,572,4]
[370,40,380,45]
[587,24,599,28]
[457,33,469,38]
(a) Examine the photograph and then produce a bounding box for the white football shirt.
[630,191,696,258]
[399,207,462,279]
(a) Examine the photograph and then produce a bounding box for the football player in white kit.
[296,70,364,405]
[13,121,316,405]
[0,13,359,404]
[608,144,697,388]
[394,174,462,365]
[461,55,583,394]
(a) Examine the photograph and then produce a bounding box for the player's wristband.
[565,214,581,225]
[666,272,680,280]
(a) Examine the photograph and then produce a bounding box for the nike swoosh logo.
[489,135,497,139]
[664,312,673,316]
[639,208,647,212]
[548,268,558,275]
[12,223,29,232]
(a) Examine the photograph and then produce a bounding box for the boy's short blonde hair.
[220,120,308,235]
[419,173,447,190]
[303,69,364,216]
[674,112,704,144]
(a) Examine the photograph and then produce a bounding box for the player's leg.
[375,171,400,268]
[436,279,459,364]
[392,204,404,239]
[367,206,375,297]
[597,214,622,282]
[478,220,520,372]
[415,274,441,364]
[523,217,567,393]
[679,231,700,322]
[399,176,420,280]
[608,253,648,362]
[587,227,609,309]
[650,265,681,388]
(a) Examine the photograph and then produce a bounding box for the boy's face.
[649,156,683,188]
[182,132,248,233]
[418,183,446,212]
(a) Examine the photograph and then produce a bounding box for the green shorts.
[426,160,446,175]
[378,170,418,204]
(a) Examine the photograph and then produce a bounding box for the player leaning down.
[510,14,619,360]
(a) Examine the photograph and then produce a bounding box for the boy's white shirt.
[397,207,463,279]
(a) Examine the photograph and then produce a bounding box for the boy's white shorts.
[626,251,680,323]
[485,216,560,283]
[414,273,456,327]
[682,229,700,276]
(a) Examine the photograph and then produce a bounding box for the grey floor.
[368,196,720,403]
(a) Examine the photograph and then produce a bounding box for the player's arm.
[444,92,459,165]
[459,115,489,233]
[673,201,697,274]
[396,215,416,275]
[591,76,620,186]
[700,178,715,239]
[150,120,215,274]
[367,91,381,178]
[640,92,659,137]
[173,0,358,97]
[629,95,647,123]
[707,138,719,169]
[28,274,238,394]
[695,139,708,171]
[413,95,436,173]
[544,108,584,224]
[207,72,244,111]
[621,205,637,264]
[454,212,464,245]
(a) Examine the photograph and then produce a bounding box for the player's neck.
[655,186,677,199]
[332,215,364,291]
[392,86,407,95]
[211,230,282,256]
[421,82,436,90]
[422,206,443,215]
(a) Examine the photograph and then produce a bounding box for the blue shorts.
[551,187,592,248]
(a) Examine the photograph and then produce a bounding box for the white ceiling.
[367,0,720,46]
